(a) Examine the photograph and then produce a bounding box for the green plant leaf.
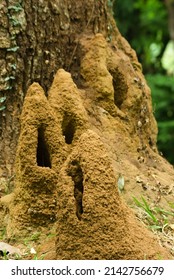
[155,207,174,217]
[133,196,158,223]
[133,196,144,208]
[149,225,162,230]
[141,197,158,223]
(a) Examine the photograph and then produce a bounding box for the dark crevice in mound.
[68,160,84,220]
[110,69,128,109]
[62,114,76,144]
[37,127,51,168]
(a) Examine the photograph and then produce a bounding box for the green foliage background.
[113,0,174,164]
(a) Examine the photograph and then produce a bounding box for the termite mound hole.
[110,69,128,109]
[62,113,76,144]
[37,126,51,168]
[67,160,84,220]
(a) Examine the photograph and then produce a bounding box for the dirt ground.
[0,33,174,260]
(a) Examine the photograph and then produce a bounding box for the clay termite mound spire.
[2,82,66,238]
[56,130,170,260]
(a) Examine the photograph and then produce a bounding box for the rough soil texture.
[56,130,170,259]
[1,82,67,237]
[1,33,174,260]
